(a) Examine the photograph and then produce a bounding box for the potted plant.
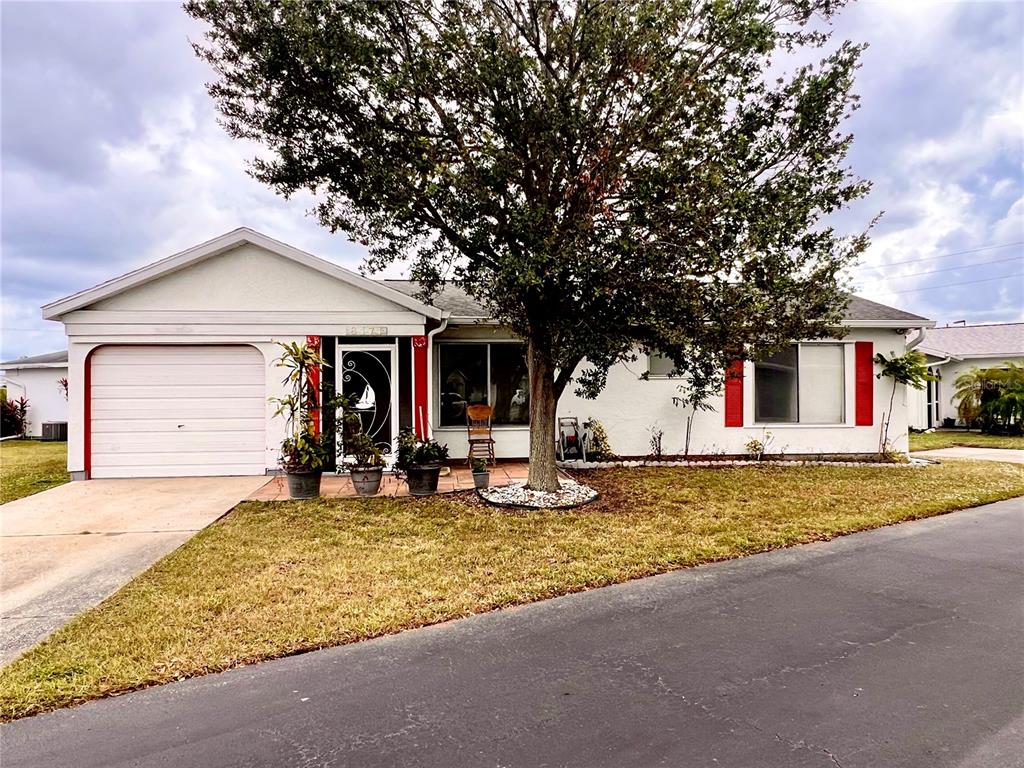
[394,427,449,496]
[343,415,386,496]
[470,456,490,489]
[270,341,332,500]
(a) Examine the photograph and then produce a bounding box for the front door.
[336,344,398,462]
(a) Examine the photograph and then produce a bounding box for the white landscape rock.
[479,478,599,509]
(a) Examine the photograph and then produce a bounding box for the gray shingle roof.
[843,295,931,324]
[382,280,489,318]
[381,282,929,326]
[0,350,69,368]
[915,323,1024,359]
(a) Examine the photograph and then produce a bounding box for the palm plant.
[956,362,1024,432]
[270,341,332,473]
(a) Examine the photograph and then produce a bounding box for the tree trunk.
[527,336,560,492]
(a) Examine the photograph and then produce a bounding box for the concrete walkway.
[911,446,1024,463]
[0,476,266,664]
[3,497,1021,767]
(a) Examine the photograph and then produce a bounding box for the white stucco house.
[40,228,933,479]
[907,322,1024,429]
[0,350,69,437]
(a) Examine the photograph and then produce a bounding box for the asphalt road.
[3,498,1023,768]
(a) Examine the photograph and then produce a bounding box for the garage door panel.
[93,366,262,386]
[91,450,267,467]
[91,463,267,479]
[91,384,264,399]
[91,347,264,365]
[92,432,266,453]
[91,418,264,434]
[90,346,267,478]
[92,401,263,419]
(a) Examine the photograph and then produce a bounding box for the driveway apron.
[0,476,266,664]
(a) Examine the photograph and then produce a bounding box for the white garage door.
[90,345,266,478]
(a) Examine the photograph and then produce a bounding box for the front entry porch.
[248,461,545,501]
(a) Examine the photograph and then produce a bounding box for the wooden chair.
[466,404,496,466]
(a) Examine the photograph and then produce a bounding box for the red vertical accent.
[413,335,429,438]
[724,359,744,427]
[306,336,322,435]
[84,347,95,479]
[855,341,874,426]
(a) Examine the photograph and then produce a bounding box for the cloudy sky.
[1,0,1022,361]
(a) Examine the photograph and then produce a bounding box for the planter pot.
[286,470,322,500]
[472,471,490,490]
[406,464,442,496]
[350,466,384,497]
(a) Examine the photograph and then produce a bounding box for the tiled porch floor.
[248,462,535,501]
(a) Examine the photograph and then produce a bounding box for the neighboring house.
[41,228,932,479]
[906,322,1024,429]
[0,350,69,437]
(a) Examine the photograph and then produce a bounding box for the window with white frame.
[754,344,845,424]
[438,343,529,427]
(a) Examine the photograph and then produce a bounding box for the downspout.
[423,312,450,438]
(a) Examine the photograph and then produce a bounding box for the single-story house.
[0,350,69,437]
[41,228,933,479]
[907,322,1024,429]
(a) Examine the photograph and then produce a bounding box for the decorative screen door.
[336,344,398,461]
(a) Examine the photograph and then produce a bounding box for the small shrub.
[648,425,665,459]
[0,396,29,438]
[586,418,613,460]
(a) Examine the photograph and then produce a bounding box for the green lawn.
[2,460,1023,721]
[909,431,1024,452]
[0,440,69,504]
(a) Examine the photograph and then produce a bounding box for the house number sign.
[346,326,389,336]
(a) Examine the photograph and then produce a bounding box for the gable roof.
[843,296,931,326]
[383,282,931,328]
[915,322,1024,360]
[0,350,68,370]
[41,228,445,321]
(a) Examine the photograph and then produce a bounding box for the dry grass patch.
[909,431,1024,451]
[2,460,1022,720]
[0,440,68,504]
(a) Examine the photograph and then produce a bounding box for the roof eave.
[0,362,69,370]
[842,319,936,329]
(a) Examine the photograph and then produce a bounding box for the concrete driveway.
[0,476,267,664]
[3,497,1021,768]
[911,446,1024,463]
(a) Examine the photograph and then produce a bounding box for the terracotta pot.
[406,464,441,496]
[286,470,322,500]
[350,466,384,497]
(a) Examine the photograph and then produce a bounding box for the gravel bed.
[557,458,922,469]
[478,479,599,509]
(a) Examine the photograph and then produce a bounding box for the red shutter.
[413,335,429,437]
[855,341,874,426]
[724,359,744,427]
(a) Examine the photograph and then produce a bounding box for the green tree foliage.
[187,0,873,489]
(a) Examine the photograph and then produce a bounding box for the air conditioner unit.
[41,422,68,442]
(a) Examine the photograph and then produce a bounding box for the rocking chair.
[466,404,496,466]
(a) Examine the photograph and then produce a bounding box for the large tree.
[187,0,871,491]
